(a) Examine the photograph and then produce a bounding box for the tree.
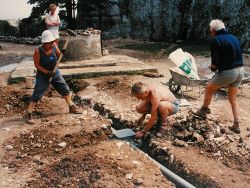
[0,20,18,36]
[27,0,77,29]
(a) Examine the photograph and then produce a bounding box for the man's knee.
[158,103,170,115]
[205,83,220,94]
[228,96,237,104]
[136,104,144,114]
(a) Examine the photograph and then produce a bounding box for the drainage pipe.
[129,141,196,188]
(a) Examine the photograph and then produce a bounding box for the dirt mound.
[67,80,90,93]
[0,86,30,117]
[27,150,131,188]
[163,112,250,168]
[2,127,111,171]
[95,77,131,93]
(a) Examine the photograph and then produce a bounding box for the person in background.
[45,3,60,44]
[194,19,244,134]
[24,30,82,125]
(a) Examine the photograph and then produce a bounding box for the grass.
[117,42,210,56]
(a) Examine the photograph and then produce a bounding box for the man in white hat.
[45,3,60,44]
[24,30,82,124]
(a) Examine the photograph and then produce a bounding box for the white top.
[45,13,60,31]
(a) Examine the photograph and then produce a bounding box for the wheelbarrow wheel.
[168,78,181,94]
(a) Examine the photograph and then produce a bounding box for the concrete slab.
[9,55,158,84]
[60,63,157,79]
[111,128,135,139]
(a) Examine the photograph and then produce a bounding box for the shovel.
[49,29,77,81]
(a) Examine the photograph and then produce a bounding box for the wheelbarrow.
[168,68,208,96]
[168,68,250,95]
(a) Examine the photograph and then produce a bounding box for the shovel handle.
[49,35,72,82]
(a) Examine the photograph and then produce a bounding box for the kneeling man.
[131,82,179,138]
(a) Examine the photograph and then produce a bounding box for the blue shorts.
[212,67,244,87]
[30,70,70,102]
[171,101,180,115]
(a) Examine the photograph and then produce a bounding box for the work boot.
[193,106,211,119]
[23,111,35,125]
[229,122,240,134]
[69,104,82,114]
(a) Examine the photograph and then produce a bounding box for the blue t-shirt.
[210,29,243,72]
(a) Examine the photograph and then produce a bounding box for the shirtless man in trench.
[131,82,179,138]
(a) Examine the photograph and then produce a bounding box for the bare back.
[147,84,176,104]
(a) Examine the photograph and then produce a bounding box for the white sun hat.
[41,30,56,43]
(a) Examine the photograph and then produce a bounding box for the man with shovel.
[194,19,244,134]
[131,82,179,138]
[24,30,81,124]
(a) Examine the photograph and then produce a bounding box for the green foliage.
[0,20,18,36]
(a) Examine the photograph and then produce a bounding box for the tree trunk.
[66,0,73,29]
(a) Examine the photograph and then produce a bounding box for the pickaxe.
[49,29,77,81]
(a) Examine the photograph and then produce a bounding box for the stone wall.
[77,0,250,47]
[58,29,102,61]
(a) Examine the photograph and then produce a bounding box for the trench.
[73,95,219,188]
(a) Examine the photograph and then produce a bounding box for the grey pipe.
[129,141,196,188]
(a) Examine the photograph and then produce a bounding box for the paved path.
[9,55,157,84]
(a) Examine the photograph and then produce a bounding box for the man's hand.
[47,71,55,77]
[135,131,145,139]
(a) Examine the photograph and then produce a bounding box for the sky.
[0,0,33,19]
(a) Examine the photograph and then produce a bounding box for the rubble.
[173,139,188,147]
[0,36,41,45]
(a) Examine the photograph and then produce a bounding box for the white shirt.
[45,13,60,31]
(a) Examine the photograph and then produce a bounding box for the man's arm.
[45,15,60,26]
[209,39,219,71]
[143,94,160,132]
[33,49,50,74]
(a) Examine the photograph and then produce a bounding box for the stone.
[33,143,42,148]
[213,137,226,143]
[239,137,243,143]
[175,132,185,140]
[132,160,141,166]
[5,104,10,111]
[213,151,221,157]
[192,132,204,143]
[227,135,234,142]
[5,145,13,150]
[220,127,226,134]
[126,173,133,180]
[133,178,143,186]
[33,155,41,161]
[173,139,188,147]
[58,142,67,148]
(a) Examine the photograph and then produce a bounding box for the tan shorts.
[212,67,244,87]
